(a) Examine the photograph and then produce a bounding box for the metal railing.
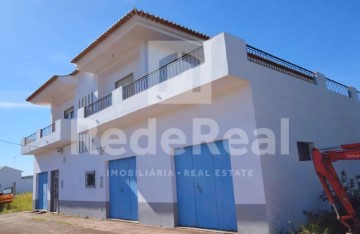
[25,133,37,145]
[246,45,316,83]
[358,91,360,101]
[84,93,112,117]
[123,46,205,99]
[325,78,351,97]
[40,123,56,138]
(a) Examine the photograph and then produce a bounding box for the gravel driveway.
[0,211,226,234]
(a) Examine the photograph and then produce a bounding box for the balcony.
[77,35,241,133]
[22,119,75,155]
[81,47,204,119]
[122,47,205,99]
[84,94,112,117]
[246,45,316,83]
[76,33,360,134]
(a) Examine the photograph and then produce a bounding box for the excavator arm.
[312,143,360,233]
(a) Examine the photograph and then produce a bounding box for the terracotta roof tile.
[26,70,79,102]
[27,9,209,102]
[71,8,210,63]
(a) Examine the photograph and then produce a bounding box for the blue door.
[109,157,138,220]
[175,140,237,231]
[38,172,48,210]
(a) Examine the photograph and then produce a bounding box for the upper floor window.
[64,107,74,119]
[115,73,134,89]
[159,53,178,82]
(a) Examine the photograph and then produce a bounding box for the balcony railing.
[84,93,112,117]
[40,123,56,138]
[325,78,351,97]
[25,133,37,145]
[123,46,205,99]
[246,45,316,84]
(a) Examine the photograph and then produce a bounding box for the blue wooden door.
[38,172,48,210]
[109,157,138,220]
[175,140,237,231]
[174,148,197,227]
[128,158,138,220]
[212,141,238,231]
[192,144,218,229]
[109,160,120,218]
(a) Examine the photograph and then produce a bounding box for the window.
[64,107,74,119]
[182,52,202,67]
[115,73,134,89]
[85,171,96,188]
[78,134,95,153]
[297,142,313,161]
[159,53,178,82]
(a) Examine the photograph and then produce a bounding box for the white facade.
[0,166,33,194]
[21,10,360,234]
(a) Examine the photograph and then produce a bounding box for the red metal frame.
[312,143,360,233]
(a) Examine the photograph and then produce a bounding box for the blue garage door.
[109,157,138,220]
[175,140,237,231]
[38,172,48,210]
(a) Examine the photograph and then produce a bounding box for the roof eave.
[26,70,78,102]
[71,8,209,64]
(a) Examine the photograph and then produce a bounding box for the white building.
[21,9,360,234]
[0,166,33,194]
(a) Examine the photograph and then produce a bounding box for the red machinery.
[312,143,360,233]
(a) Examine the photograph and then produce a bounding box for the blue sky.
[0,0,359,175]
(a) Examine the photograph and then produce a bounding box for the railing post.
[349,87,358,100]
[36,129,41,141]
[315,72,327,90]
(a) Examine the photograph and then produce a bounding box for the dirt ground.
[0,211,227,234]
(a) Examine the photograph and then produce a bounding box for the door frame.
[50,170,59,212]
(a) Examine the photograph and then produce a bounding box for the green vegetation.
[292,172,360,234]
[0,193,32,214]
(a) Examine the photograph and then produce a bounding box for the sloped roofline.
[71,8,210,63]
[26,70,79,102]
[0,166,23,172]
[26,9,209,102]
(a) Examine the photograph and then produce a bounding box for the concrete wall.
[17,176,33,194]
[28,32,360,234]
[0,167,33,194]
[0,167,22,191]
[33,83,267,229]
[224,33,360,233]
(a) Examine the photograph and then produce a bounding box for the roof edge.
[71,8,210,63]
[26,70,79,102]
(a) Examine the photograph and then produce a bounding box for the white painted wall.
[0,167,33,194]
[0,167,21,191]
[26,31,360,234]
[51,98,75,122]
[224,33,360,232]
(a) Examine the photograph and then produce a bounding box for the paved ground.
[0,211,226,234]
